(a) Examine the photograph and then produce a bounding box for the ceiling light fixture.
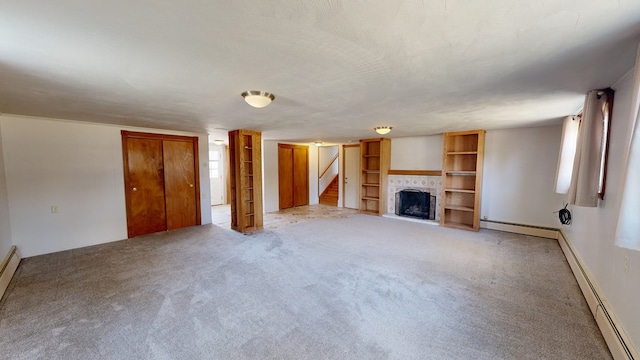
[213,139,224,145]
[241,90,275,108]
[314,141,323,146]
[374,126,392,135]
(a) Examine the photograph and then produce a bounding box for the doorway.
[343,144,360,209]
[209,143,225,206]
[278,144,309,210]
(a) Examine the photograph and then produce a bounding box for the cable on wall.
[555,204,572,225]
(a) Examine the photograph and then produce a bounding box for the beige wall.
[0,123,12,258]
[0,114,211,257]
[390,135,442,170]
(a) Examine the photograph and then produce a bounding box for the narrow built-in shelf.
[359,138,390,216]
[444,205,474,212]
[360,210,379,215]
[444,222,475,231]
[445,188,475,194]
[362,196,380,201]
[445,170,476,176]
[446,151,478,155]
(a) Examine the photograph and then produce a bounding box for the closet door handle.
[132,187,138,192]
[189,184,194,188]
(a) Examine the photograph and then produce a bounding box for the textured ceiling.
[1,1,640,143]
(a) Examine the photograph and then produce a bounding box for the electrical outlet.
[482,215,488,220]
[624,256,630,274]
[50,205,58,214]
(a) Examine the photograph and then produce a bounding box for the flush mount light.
[241,90,275,108]
[314,141,323,147]
[374,126,392,135]
[213,139,224,145]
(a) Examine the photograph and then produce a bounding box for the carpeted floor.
[0,214,611,359]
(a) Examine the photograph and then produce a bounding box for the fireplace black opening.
[395,189,430,219]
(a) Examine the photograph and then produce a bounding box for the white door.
[343,145,360,209]
[209,145,224,205]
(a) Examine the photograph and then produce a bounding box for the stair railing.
[318,153,339,196]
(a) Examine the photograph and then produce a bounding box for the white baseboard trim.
[0,245,20,302]
[480,219,558,239]
[558,230,638,360]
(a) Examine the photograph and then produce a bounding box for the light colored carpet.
[0,215,611,359]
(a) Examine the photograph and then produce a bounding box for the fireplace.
[395,189,432,220]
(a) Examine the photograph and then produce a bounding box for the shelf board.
[362,170,380,173]
[361,196,379,201]
[442,221,475,231]
[446,151,478,155]
[362,183,380,187]
[363,154,380,158]
[360,209,379,215]
[444,188,475,194]
[445,171,476,176]
[444,205,475,212]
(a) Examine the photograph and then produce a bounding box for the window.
[555,116,580,194]
[209,150,220,179]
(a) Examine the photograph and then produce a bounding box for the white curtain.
[568,90,610,207]
[614,44,640,250]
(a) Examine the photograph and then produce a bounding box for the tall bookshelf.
[359,138,391,215]
[440,130,485,231]
[228,130,263,233]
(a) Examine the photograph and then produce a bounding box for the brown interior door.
[278,144,308,209]
[163,140,198,230]
[293,146,309,207]
[124,137,167,237]
[278,146,294,209]
[123,131,201,238]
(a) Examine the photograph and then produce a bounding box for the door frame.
[122,131,201,237]
[342,144,360,209]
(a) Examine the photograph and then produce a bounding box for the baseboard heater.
[480,219,558,239]
[0,246,21,302]
[481,218,637,359]
[557,230,637,360]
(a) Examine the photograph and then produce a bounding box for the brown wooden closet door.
[293,147,309,206]
[163,140,198,230]
[125,138,167,237]
[278,146,294,209]
[278,144,308,209]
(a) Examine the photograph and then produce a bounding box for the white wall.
[561,71,640,351]
[0,124,12,258]
[481,126,566,227]
[0,115,211,257]
[263,141,279,213]
[391,135,443,170]
[263,141,318,213]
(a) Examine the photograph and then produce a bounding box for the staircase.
[319,175,339,206]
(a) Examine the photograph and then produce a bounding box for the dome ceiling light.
[374,126,392,135]
[241,90,275,108]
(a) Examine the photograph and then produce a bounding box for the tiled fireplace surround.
[387,175,442,221]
